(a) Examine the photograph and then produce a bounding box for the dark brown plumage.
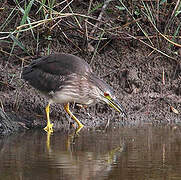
[22,53,92,94]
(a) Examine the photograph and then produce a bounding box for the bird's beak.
[103,95,127,117]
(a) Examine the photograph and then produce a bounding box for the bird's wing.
[29,53,92,76]
[22,53,92,94]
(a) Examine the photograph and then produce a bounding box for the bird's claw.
[44,123,54,133]
[75,124,84,135]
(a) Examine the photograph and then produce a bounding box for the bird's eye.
[104,92,109,97]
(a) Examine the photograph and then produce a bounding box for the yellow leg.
[44,102,53,133]
[64,103,84,134]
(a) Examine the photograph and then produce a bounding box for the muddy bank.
[0,0,181,135]
[0,46,181,135]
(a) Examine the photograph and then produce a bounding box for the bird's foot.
[75,123,84,135]
[44,123,54,133]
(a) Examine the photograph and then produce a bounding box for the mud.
[0,0,181,135]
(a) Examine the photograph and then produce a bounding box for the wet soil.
[0,0,181,135]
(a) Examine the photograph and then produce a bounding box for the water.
[0,125,181,180]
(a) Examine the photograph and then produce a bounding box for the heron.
[22,53,127,134]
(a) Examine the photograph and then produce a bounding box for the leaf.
[170,106,179,114]
[160,0,167,5]
[20,0,34,25]
[115,6,125,11]
[9,34,29,54]
[175,10,181,17]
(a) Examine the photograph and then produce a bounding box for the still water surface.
[0,125,181,180]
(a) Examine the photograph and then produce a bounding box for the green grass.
[0,0,180,61]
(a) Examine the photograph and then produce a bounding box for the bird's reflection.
[45,130,125,180]
[0,129,125,180]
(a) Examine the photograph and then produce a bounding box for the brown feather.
[22,53,92,94]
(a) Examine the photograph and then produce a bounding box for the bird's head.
[99,90,127,117]
[90,75,127,117]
